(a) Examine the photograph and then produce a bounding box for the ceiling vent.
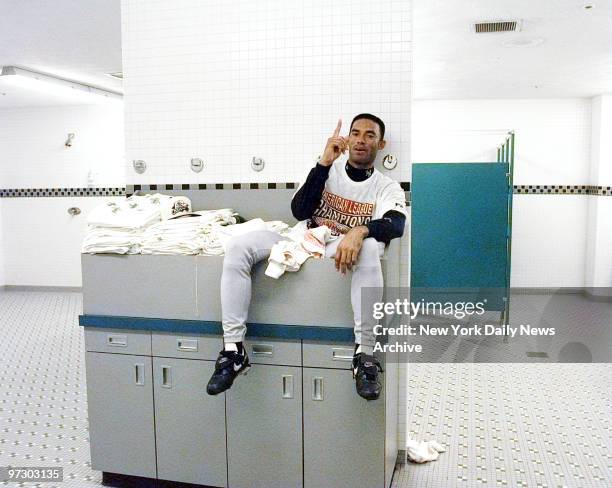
[474,21,520,33]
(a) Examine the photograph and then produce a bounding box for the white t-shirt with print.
[296,160,408,236]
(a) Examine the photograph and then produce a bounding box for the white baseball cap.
[160,196,193,220]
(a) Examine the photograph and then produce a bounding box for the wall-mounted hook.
[65,133,75,147]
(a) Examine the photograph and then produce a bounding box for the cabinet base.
[102,472,220,488]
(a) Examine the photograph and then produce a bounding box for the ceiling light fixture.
[0,66,123,102]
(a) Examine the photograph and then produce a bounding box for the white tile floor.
[394,363,612,488]
[1,290,611,488]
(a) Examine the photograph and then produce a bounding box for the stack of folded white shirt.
[82,194,193,254]
[86,194,169,228]
[81,227,143,254]
[141,209,239,255]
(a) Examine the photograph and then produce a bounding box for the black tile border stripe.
[0,187,125,198]
[3,183,612,199]
[124,182,307,193]
[513,185,612,195]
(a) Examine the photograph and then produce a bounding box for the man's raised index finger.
[333,119,342,136]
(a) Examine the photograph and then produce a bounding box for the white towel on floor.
[405,439,446,463]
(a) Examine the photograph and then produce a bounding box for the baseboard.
[102,472,210,487]
[511,287,585,295]
[511,287,612,302]
[1,285,83,292]
[396,449,406,465]
[584,288,612,302]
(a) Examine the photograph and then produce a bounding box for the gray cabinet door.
[226,365,302,488]
[303,368,386,488]
[85,352,156,478]
[153,357,227,487]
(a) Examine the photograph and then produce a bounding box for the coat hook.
[65,133,75,147]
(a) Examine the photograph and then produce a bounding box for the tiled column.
[585,94,612,295]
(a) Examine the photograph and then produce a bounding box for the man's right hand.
[320,119,348,166]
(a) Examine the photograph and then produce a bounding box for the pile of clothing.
[82,193,291,256]
[82,193,193,254]
[265,221,336,278]
[140,209,239,255]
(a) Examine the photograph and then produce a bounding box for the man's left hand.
[335,226,369,274]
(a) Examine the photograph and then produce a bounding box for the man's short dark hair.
[350,113,385,139]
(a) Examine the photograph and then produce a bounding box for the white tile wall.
[0,104,125,188]
[1,196,125,287]
[121,0,412,185]
[585,195,612,288]
[121,0,412,448]
[0,201,4,286]
[0,103,125,287]
[511,195,589,287]
[585,94,612,288]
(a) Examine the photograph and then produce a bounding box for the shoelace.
[216,350,244,371]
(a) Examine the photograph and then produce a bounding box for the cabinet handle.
[177,338,198,352]
[282,375,294,399]
[312,377,324,401]
[161,365,172,388]
[107,334,127,347]
[251,344,273,356]
[331,348,354,361]
[134,363,145,386]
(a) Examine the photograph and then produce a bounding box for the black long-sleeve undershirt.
[291,163,406,243]
[291,163,331,221]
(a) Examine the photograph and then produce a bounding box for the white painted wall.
[412,99,591,183]
[0,104,125,287]
[411,98,593,287]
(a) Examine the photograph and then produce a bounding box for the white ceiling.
[0,0,610,107]
[0,0,122,108]
[413,0,612,99]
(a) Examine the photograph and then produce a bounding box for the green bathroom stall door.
[410,163,510,312]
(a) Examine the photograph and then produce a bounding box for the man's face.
[348,118,385,167]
